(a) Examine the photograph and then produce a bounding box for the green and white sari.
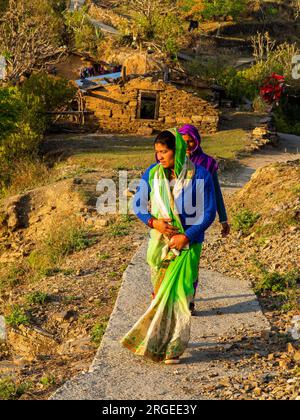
[121,129,202,362]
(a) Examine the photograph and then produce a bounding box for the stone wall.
[85,77,219,134]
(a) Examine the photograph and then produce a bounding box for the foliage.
[25,291,51,305]
[273,104,300,136]
[0,263,27,290]
[91,321,108,345]
[64,7,104,57]
[0,73,76,193]
[0,0,66,82]
[0,378,30,400]
[122,0,184,56]
[218,42,300,101]
[232,209,260,235]
[5,305,30,328]
[28,217,95,277]
[21,73,76,116]
[40,375,56,387]
[177,0,205,19]
[0,0,8,14]
[202,0,248,23]
[255,269,299,294]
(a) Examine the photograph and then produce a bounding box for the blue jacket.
[133,163,217,244]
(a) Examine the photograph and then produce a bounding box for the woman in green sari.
[120,129,216,364]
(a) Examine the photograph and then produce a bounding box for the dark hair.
[154,131,176,151]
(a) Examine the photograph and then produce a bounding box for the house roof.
[75,72,122,91]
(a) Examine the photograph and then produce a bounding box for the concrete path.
[51,241,270,400]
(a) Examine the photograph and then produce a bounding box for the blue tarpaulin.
[75,72,122,90]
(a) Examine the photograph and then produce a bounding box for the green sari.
[121,129,202,362]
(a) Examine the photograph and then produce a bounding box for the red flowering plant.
[260,72,286,106]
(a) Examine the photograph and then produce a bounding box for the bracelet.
[147,217,155,229]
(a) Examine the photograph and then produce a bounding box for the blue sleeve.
[213,172,228,223]
[185,171,217,244]
[133,165,154,226]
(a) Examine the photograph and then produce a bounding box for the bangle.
[147,217,155,229]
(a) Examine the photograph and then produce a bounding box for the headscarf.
[178,124,219,176]
[155,128,188,177]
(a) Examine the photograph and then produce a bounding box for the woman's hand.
[221,222,231,237]
[169,234,190,251]
[153,219,179,238]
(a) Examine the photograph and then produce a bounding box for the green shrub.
[0,74,76,194]
[5,305,30,328]
[64,8,104,57]
[28,217,95,277]
[90,321,107,345]
[21,73,76,121]
[25,291,50,305]
[40,375,56,387]
[273,101,300,136]
[255,269,299,295]
[232,209,260,235]
[0,378,30,400]
[0,263,27,290]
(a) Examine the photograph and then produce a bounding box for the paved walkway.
[51,241,269,400]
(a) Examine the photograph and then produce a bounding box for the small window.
[137,91,159,120]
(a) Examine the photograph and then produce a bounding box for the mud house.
[79,74,219,135]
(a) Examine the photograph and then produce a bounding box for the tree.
[64,7,104,57]
[127,0,178,24]
[123,0,183,55]
[202,0,248,35]
[0,0,66,82]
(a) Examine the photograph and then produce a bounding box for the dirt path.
[220,133,300,190]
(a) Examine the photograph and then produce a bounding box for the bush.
[273,98,300,136]
[5,305,30,328]
[255,269,299,294]
[28,216,95,277]
[21,73,76,120]
[232,209,260,235]
[0,378,30,400]
[0,263,28,290]
[64,8,104,57]
[0,74,76,194]
[25,291,50,305]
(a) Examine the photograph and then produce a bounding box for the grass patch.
[90,320,108,345]
[232,209,260,236]
[25,291,51,306]
[40,375,56,388]
[5,305,30,328]
[0,378,31,400]
[0,263,28,291]
[97,253,111,261]
[202,129,250,160]
[254,270,299,294]
[2,158,53,198]
[28,216,95,278]
[109,215,133,237]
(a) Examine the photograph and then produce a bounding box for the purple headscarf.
[178,124,219,176]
